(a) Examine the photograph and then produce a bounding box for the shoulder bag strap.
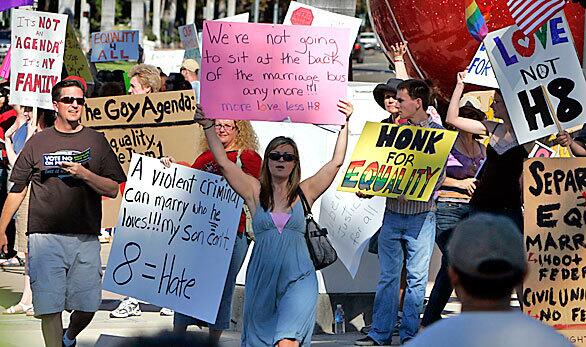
[297,187,311,218]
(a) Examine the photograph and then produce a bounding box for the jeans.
[368,210,436,344]
[421,202,470,327]
[174,232,249,330]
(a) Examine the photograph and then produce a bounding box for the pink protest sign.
[0,47,10,80]
[200,21,349,125]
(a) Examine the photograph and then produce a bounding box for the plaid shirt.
[385,117,446,215]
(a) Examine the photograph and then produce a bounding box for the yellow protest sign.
[337,122,457,202]
[523,157,586,346]
[64,22,94,83]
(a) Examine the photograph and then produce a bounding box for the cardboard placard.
[84,90,197,128]
[10,10,67,108]
[523,158,586,346]
[103,154,243,323]
[200,21,349,125]
[64,21,94,83]
[337,122,457,202]
[283,2,362,55]
[179,23,201,62]
[91,30,139,63]
[483,14,586,144]
[319,134,385,278]
[463,42,499,89]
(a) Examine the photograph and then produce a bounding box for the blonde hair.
[198,120,259,152]
[128,64,161,93]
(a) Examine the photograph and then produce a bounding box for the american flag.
[507,0,568,36]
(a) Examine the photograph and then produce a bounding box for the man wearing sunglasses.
[0,79,126,347]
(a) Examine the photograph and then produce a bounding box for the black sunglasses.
[58,97,85,105]
[268,152,297,162]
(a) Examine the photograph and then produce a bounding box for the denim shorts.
[28,234,102,316]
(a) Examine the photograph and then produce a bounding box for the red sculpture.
[368,0,585,97]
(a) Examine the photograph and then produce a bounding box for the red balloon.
[369,0,585,98]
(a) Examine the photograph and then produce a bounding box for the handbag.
[298,188,338,270]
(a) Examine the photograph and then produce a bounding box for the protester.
[110,63,170,318]
[0,82,17,264]
[409,214,573,347]
[421,95,487,327]
[193,100,352,346]
[127,63,162,95]
[445,71,527,230]
[0,78,126,347]
[180,59,200,101]
[165,72,193,92]
[161,118,261,343]
[356,79,445,346]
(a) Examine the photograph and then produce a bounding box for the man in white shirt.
[180,58,200,102]
[408,213,573,347]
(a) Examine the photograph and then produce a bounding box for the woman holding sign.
[194,101,353,347]
[161,119,261,343]
[446,72,528,230]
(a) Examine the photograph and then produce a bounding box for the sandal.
[3,303,33,314]
[25,307,35,316]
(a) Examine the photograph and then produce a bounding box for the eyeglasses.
[268,152,297,162]
[214,123,236,131]
[58,97,85,106]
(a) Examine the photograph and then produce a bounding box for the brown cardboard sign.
[524,157,586,345]
[84,90,197,128]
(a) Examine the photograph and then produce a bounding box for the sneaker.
[360,324,371,334]
[62,329,76,347]
[354,336,384,346]
[110,298,141,318]
[160,307,174,316]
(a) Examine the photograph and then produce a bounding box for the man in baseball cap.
[180,59,200,102]
[408,213,572,347]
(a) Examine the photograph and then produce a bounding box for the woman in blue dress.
[194,100,353,347]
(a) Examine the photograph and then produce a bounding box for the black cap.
[373,78,402,110]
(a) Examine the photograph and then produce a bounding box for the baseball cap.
[448,213,527,278]
[181,59,199,72]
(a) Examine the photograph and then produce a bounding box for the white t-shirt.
[407,312,573,347]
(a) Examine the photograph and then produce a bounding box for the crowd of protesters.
[0,34,580,347]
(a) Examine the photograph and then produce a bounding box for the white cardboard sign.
[483,14,586,144]
[283,2,362,55]
[463,43,499,89]
[103,155,243,323]
[10,10,67,108]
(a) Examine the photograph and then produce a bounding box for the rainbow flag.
[465,0,489,41]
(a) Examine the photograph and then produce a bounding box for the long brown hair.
[197,120,259,152]
[259,136,301,211]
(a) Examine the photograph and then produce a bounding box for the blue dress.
[241,201,317,346]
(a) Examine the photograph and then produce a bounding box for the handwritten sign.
[103,154,243,323]
[319,135,385,278]
[200,21,349,125]
[484,14,586,144]
[284,2,362,55]
[91,30,139,63]
[10,9,67,108]
[84,90,197,128]
[179,24,201,61]
[0,47,10,80]
[64,21,93,83]
[523,158,586,345]
[338,122,457,201]
[463,43,499,89]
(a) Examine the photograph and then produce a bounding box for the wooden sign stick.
[540,84,574,157]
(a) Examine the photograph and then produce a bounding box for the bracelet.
[393,58,404,62]
[202,123,214,130]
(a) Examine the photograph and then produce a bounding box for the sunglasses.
[58,97,85,106]
[268,152,297,162]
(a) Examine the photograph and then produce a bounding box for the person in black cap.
[408,213,572,347]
